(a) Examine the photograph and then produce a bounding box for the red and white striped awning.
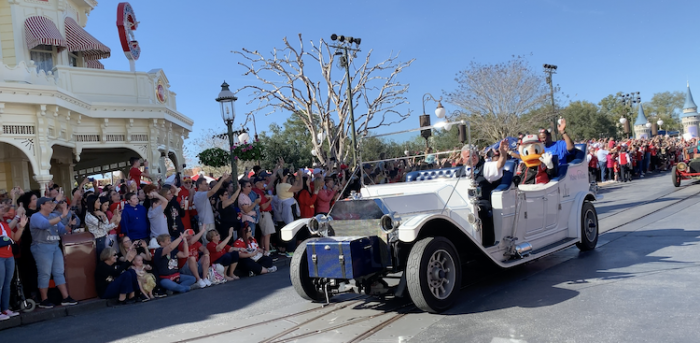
[86,59,105,69]
[24,16,67,51]
[65,17,110,60]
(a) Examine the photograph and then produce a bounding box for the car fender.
[569,191,597,242]
[281,218,311,241]
[398,212,476,243]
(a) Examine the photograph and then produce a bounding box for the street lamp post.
[618,92,640,139]
[330,33,361,167]
[216,81,238,192]
[420,93,446,148]
[543,64,558,141]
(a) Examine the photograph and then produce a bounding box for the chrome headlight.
[380,213,401,234]
[308,214,331,236]
[308,215,321,235]
[677,162,687,172]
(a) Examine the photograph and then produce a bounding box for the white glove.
[540,152,554,169]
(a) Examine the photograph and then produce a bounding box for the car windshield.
[357,126,468,187]
[329,199,386,220]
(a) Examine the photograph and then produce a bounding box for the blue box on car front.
[306,236,388,280]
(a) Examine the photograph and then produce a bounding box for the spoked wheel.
[290,239,326,302]
[576,201,598,251]
[406,237,461,313]
[671,166,681,187]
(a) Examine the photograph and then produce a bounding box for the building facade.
[0,0,192,195]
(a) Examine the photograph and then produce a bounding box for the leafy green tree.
[258,115,315,170]
[641,91,684,131]
[560,101,615,141]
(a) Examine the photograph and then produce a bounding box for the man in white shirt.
[596,146,609,182]
[461,139,508,246]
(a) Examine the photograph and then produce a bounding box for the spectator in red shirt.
[205,228,240,281]
[252,177,274,255]
[178,228,211,288]
[233,224,276,276]
[178,176,195,232]
[128,157,154,189]
[315,177,338,215]
[297,176,318,219]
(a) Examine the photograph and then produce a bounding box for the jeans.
[0,257,14,311]
[30,244,66,288]
[101,270,135,299]
[159,274,195,293]
[598,161,608,182]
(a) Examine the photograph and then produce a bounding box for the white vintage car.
[281,143,599,313]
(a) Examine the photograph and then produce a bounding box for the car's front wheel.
[406,237,462,313]
[290,239,326,302]
[576,201,598,251]
[671,166,681,187]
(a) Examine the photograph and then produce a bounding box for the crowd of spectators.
[0,156,374,317]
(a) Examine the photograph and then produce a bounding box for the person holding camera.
[95,248,137,304]
[315,176,338,216]
[129,157,154,190]
[85,195,121,259]
[147,190,169,246]
[193,173,231,242]
[30,197,78,308]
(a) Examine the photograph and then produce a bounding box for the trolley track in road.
[176,181,700,343]
[597,181,700,233]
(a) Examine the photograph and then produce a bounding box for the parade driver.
[538,118,575,166]
[461,139,508,247]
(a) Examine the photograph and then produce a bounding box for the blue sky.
[86,0,697,148]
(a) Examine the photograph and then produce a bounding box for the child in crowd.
[131,254,156,301]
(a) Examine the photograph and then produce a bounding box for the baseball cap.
[36,197,53,207]
[253,176,265,184]
[259,171,271,178]
[184,229,195,236]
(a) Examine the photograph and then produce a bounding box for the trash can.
[61,232,97,301]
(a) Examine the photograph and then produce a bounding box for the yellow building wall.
[0,162,11,193]
[0,2,16,66]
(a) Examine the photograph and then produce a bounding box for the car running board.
[503,237,578,264]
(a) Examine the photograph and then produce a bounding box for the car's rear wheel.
[406,237,461,313]
[671,166,681,187]
[576,201,598,251]
[290,239,326,302]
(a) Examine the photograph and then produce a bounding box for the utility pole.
[330,33,361,168]
[543,64,558,141]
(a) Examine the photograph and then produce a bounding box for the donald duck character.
[514,134,555,185]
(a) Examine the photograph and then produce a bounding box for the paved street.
[3,171,700,343]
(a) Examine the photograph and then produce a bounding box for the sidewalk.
[0,254,291,331]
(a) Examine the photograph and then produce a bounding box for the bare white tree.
[234,34,414,166]
[446,57,549,143]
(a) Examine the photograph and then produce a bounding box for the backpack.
[207,263,227,284]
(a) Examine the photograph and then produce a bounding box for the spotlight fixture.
[330,33,337,41]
